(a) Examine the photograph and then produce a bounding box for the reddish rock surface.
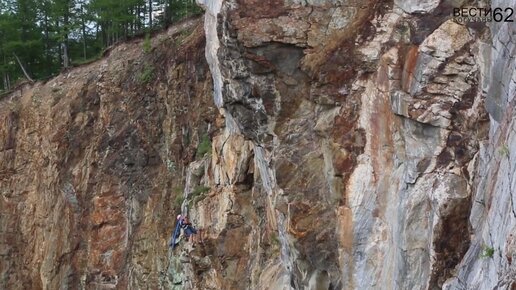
[0,19,216,289]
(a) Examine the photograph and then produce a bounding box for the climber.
[169,214,202,248]
[180,215,199,246]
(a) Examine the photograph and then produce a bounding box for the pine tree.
[0,0,204,91]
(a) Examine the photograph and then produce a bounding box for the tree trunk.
[136,5,141,31]
[56,20,63,66]
[13,53,34,82]
[63,2,70,68]
[44,5,51,75]
[81,4,87,60]
[5,74,10,90]
[148,0,153,28]
[165,0,171,25]
[3,73,10,91]
[62,43,69,68]
[101,22,107,48]
[2,49,10,90]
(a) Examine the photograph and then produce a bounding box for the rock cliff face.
[1,0,515,290]
[0,20,216,289]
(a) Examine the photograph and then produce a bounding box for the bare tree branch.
[13,53,34,83]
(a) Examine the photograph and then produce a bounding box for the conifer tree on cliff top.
[0,0,202,92]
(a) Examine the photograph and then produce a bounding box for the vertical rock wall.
[0,20,216,289]
[444,0,516,288]
[188,0,514,289]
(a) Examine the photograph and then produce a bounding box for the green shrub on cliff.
[174,194,184,210]
[190,186,210,198]
[498,144,510,158]
[137,63,154,84]
[189,185,210,205]
[143,33,152,53]
[269,232,281,254]
[480,244,495,258]
[196,134,211,158]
